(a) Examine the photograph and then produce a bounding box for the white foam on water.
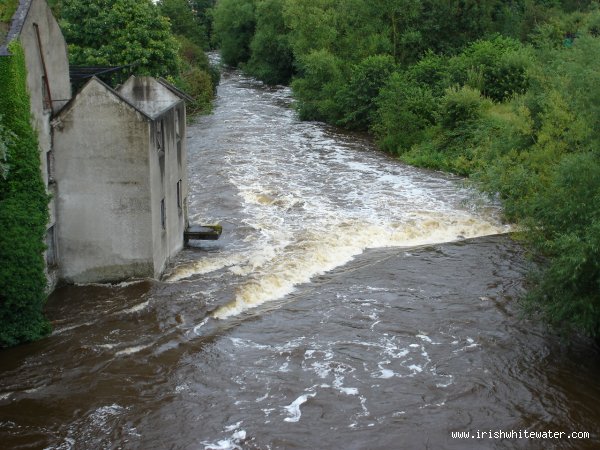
[283,392,316,423]
[121,299,150,314]
[166,253,245,282]
[51,321,94,336]
[115,344,152,356]
[212,215,508,319]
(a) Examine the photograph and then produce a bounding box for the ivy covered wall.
[0,41,51,347]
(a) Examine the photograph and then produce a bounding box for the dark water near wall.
[1,71,599,449]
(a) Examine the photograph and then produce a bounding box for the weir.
[1,70,599,449]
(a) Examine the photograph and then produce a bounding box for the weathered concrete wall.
[16,0,72,288]
[147,103,188,276]
[53,79,154,283]
[118,76,181,118]
[18,0,71,182]
[119,77,188,277]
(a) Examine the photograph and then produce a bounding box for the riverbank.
[211,1,600,339]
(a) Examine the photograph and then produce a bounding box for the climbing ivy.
[0,41,51,347]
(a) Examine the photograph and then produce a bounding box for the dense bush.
[0,42,51,347]
[448,36,530,102]
[523,153,600,337]
[335,55,397,131]
[372,72,437,154]
[291,49,346,122]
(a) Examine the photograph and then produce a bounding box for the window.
[46,150,54,184]
[46,226,57,267]
[176,109,182,165]
[176,180,182,212]
[156,120,164,153]
[160,198,166,230]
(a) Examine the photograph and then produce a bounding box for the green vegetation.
[158,0,219,114]
[0,0,19,22]
[213,0,600,338]
[53,0,217,114]
[59,0,180,81]
[0,41,51,347]
[0,115,13,179]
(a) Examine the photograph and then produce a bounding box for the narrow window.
[46,150,54,184]
[156,120,164,153]
[176,109,182,165]
[175,109,181,140]
[160,198,166,230]
[176,180,182,212]
[46,225,57,266]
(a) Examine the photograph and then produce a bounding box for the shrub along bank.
[212,0,600,339]
[0,42,51,347]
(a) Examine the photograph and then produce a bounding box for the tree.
[60,0,180,82]
[247,0,294,85]
[336,55,397,130]
[158,0,208,49]
[211,0,255,67]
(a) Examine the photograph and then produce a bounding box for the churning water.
[0,71,599,450]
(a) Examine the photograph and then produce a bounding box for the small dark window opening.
[160,198,166,230]
[175,109,181,140]
[46,150,54,184]
[176,180,182,212]
[156,120,165,154]
[46,225,57,267]
[176,109,182,166]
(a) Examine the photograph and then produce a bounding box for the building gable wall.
[53,79,154,283]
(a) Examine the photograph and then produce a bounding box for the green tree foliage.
[60,0,180,81]
[335,55,397,131]
[212,0,255,67]
[524,153,600,337]
[174,34,218,114]
[449,36,531,102]
[190,0,217,46]
[372,72,437,154]
[0,42,51,347]
[158,0,208,49]
[0,0,18,22]
[246,0,294,85]
[290,49,345,122]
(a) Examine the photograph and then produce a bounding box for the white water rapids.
[166,73,510,320]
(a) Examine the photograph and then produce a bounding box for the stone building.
[52,76,189,283]
[2,0,191,285]
[1,0,72,288]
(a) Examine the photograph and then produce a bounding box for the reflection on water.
[1,71,599,449]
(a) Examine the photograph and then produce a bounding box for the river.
[1,70,599,449]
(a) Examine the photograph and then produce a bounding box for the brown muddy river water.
[1,71,599,449]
